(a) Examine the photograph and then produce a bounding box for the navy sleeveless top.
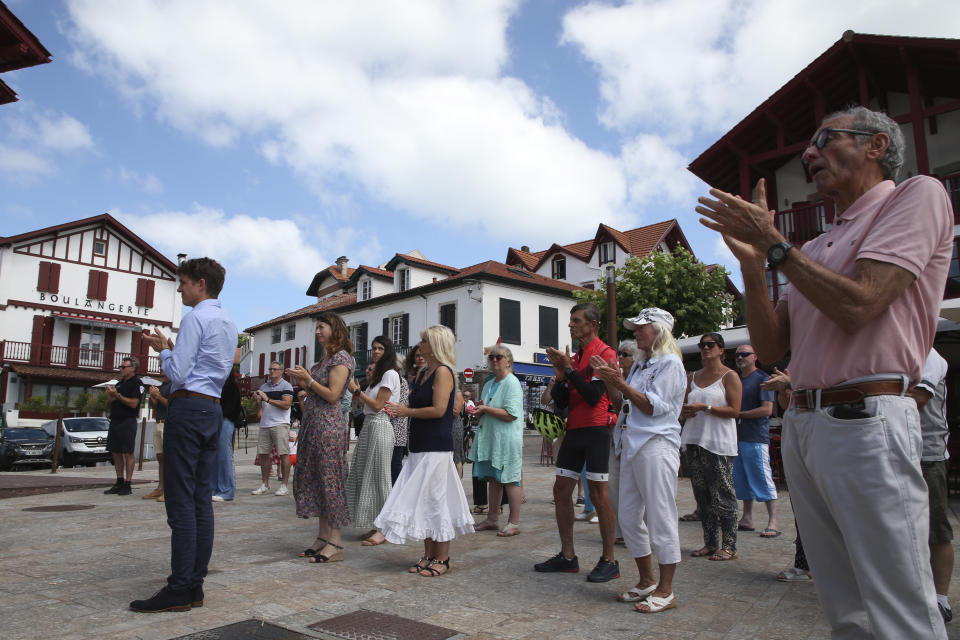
[407,365,455,453]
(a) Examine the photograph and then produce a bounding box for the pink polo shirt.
[781,176,952,389]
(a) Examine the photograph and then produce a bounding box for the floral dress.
[293,350,354,527]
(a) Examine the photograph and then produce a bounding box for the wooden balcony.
[0,340,162,375]
[774,200,835,246]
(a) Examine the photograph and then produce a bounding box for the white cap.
[623,308,675,332]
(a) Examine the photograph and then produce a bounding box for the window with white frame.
[360,279,372,301]
[391,315,404,345]
[271,326,281,344]
[79,325,105,367]
[397,268,411,292]
[285,323,296,341]
[599,241,615,265]
[551,255,566,280]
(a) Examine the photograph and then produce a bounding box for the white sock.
[937,594,950,610]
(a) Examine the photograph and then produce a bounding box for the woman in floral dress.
[287,311,354,563]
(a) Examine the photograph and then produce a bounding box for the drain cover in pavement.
[22,504,95,512]
[172,619,313,639]
[308,610,460,640]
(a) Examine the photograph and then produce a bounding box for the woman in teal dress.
[470,344,524,537]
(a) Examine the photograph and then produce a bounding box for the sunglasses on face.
[698,341,719,350]
[618,352,632,358]
[807,128,875,151]
[488,354,505,362]
[735,352,754,358]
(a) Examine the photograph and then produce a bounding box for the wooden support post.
[138,417,147,471]
[605,266,618,351]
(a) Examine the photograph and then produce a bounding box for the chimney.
[177,253,187,264]
[521,245,530,253]
[335,256,349,277]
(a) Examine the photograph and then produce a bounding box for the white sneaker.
[589,514,599,524]
[251,484,271,495]
[574,510,596,521]
[212,495,225,502]
[274,485,289,496]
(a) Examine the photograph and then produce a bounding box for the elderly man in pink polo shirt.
[698,106,952,639]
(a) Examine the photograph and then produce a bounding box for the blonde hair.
[421,325,459,389]
[647,321,682,360]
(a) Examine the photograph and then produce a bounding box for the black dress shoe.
[117,481,132,496]
[191,585,204,608]
[104,479,123,494]
[129,587,192,613]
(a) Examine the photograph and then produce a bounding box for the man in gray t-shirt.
[252,362,294,496]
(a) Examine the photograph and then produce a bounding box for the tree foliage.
[573,247,735,340]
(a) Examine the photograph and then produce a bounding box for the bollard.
[50,409,63,473]
[137,417,147,471]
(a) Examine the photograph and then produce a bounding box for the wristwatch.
[565,367,575,379]
[767,241,794,268]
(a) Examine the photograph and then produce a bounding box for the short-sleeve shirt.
[363,369,401,415]
[260,378,294,427]
[917,349,949,461]
[737,369,774,444]
[110,376,143,420]
[155,381,172,421]
[781,176,952,388]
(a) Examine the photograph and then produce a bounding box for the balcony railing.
[940,172,960,225]
[774,200,835,246]
[0,340,162,375]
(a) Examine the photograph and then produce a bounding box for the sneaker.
[589,514,599,524]
[274,484,289,496]
[575,496,585,506]
[939,602,952,624]
[211,495,225,502]
[586,557,620,582]
[251,484,271,495]
[104,478,123,494]
[534,552,579,573]
[130,587,192,613]
[574,510,596,521]
[142,487,162,500]
[117,481,132,496]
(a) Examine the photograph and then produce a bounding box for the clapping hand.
[761,367,791,391]
[285,366,313,388]
[545,346,572,376]
[141,328,174,353]
[589,354,621,385]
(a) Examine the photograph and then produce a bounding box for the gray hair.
[571,302,601,324]
[617,340,640,360]
[486,344,514,367]
[824,106,905,181]
[123,356,140,372]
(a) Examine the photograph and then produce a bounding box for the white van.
[41,417,112,467]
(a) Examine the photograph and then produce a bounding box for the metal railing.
[939,172,960,225]
[0,340,162,374]
[774,200,835,246]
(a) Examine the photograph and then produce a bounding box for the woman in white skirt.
[346,335,399,546]
[381,325,474,577]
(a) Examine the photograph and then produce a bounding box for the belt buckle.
[803,389,816,410]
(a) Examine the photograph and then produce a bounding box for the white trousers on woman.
[618,435,681,565]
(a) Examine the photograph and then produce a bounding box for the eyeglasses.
[487,354,505,362]
[618,352,633,358]
[735,352,754,358]
[269,367,282,371]
[698,341,719,350]
[119,365,132,369]
[807,128,875,151]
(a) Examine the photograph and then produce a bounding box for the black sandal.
[408,555,432,574]
[309,542,344,564]
[419,558,450,577]
[299,538,328,557]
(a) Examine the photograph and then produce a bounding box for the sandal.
[419,558,450,577]
[408,555,432,574]
[299,537,328,557]
[616,584,657,602]
[496,524,520,537]
[361,532,387,546]
[357,529,378,541]
[474,520,499,532]
[690,546,716,558]
[709,548,738,561]
[679,512,700,522]
[309,542,344,564]
[471,505,489,515]
[635,593,676,613]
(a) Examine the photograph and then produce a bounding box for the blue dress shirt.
[160,298,237,398]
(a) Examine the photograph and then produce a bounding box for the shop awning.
[53,313,141,330]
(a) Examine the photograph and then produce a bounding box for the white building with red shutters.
[0,214,182,410]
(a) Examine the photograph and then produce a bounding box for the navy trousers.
[163,396,222,593]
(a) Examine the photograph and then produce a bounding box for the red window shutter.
[145,280,155,308]
[50,263,60,293]
[270,352,276,367]
[30,315,44,364]
[285,348,292,370]
[295,347,300,366]
[67,323,82,367]
[37,262,50,292]
[135,279,145,307]
[102,328,116,371]
[87,271,99,299]
[259,353,265,376]
[97,271,108,300]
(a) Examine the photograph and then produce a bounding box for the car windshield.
[63,418,111,433]
[2,428,51,440]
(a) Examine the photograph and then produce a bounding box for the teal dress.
[470,373,524,485]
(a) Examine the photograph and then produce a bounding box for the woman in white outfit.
[608,340,640,545]
[681,332,742,562]
[592,308,687,614]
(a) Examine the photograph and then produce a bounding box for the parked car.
[0,427,56,471]
[40,417,112,467]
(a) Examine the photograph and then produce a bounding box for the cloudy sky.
[2,0,957,331]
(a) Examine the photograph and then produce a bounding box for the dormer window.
[599,241,615,265]
[551,255,566,280]
[93,240,106,256]
[360,279,372,301]
[397,268,411,292]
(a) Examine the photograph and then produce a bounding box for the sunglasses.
[735,352,754,358]
[698,341,719,350]
[807,128,875,151]
[487,354,505,362]
[618,352,633,358]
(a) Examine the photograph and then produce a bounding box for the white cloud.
[621,134,699,207]
[117,166,163,193]
[113,207,331,286]
[562,0,960,136]
[0,143,52,178]
[0,109,93,181]
[65,0,634,242]
[33,113,94,151]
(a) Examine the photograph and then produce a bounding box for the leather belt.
[169,390,220,404]
[793,380,908,410]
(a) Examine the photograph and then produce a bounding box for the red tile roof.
[354,265,394,280]
[385,253,459,274]
[448,260,583,292]
[244,293,357,332]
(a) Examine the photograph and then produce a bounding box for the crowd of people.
[109,104,954,638]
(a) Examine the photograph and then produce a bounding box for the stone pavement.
[1,432,957,640]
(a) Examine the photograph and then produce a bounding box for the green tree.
[573,247,735,340]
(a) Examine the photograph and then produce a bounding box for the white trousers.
[618,435,681,564]
[782,395,945,640]
[608,442,622,539]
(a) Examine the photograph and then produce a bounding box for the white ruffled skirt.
[374,451,475,544]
